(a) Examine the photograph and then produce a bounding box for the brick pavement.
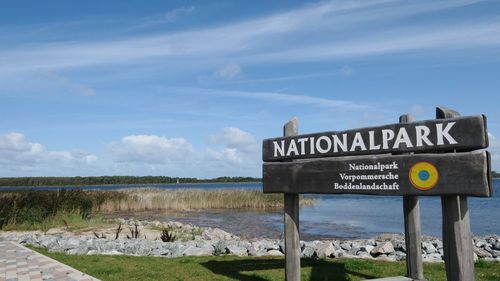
[0,241,100,281]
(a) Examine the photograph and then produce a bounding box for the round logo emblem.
[409,161,439,190]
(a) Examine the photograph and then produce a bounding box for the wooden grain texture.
[399,114,425,281]
[438,107,475,281]
[263,151,491,197]
[263,115,488,161]
[283,118,301,281]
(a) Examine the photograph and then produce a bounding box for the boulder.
[202,228,238,241]
[182,245,214,256]
[474,246,492,259]
[423,253,443,263]
[315,241,334,258]
[267,250,284,256]
[370,242,395,256]
[422,241,437,254]
[227,242,248,256]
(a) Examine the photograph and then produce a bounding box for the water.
[3,180,499,239]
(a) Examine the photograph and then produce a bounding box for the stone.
[213,241,228,255]
[267,250,284,256]
[359,245,374,254]
[491,250,500,258]
[40,236,59,249]
[315,241,334,259]
[182,245,214,256]
[392,240,406,253]
[433,240,443,250]
[423,253,443,263]
[227,244,248,256]
[301,245,315,258]
[474,246,492,258]
[102,250,124,256]
[340,242,351,251]
[370,242,395,256]
[202,228,238,241]
[422,241,437,254]
[492,243,500,251]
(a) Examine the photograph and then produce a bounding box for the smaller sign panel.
[263,151,491,197]
[262,115,488,162]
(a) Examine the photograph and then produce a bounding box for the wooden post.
[400,114,425,281]
[437,107,475,281]
[283,118,300,281]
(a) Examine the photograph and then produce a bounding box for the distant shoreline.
[0,176,262,188]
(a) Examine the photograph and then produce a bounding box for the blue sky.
[1,0,499,178]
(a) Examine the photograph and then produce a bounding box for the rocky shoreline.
[1,219,499,263]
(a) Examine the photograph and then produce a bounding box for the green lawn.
[33,248,500,281]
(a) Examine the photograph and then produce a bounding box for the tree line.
[0,176,262,187]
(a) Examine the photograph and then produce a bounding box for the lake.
[3,180,499,240]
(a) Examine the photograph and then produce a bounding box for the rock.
[491,250,500,258]
[423,253,443,263]
[102,250,124,256]
[340,242,351,251]
[359,245,374,254]
[392,240,406,253]
[213,241,228,256]
[267,250,284,256]
[315,241,334,258]
[301,245,315,258]
[227,243,248,256]
[182,245,214,256]
[492,243,500,251]
[40,236,59,249]
[249,240,278,257]
[433,240,443,250]
[370,242,395,256]
[202,228,238,241]
[474,246,493,259]
[422,241,437,254]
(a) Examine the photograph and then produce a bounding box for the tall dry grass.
[94,188,314,212]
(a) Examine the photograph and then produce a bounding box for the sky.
[1,0,499,178]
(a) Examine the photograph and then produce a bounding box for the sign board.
[262,115,488,162]
[263,151,491,197]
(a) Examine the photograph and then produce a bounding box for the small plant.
[114,223,123,240]
[160,228,176,242]
[93,232,106,239]
[127,223,141,239]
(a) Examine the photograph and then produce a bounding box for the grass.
[31,247,500,281]
[1,211,109,232]
[94,188,314,212]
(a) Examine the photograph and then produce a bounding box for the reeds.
[94,188,314,212]
[0,188,315,230]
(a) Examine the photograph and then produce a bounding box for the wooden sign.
[263,115,487,162]
[263,151,491,197]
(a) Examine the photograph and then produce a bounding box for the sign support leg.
[285,193,300,281]
[400,114,425,281]
[283,118,300,281]
[437,107,475,281]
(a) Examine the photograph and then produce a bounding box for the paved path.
[0,241,100,281]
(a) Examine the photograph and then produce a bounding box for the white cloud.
[108,128,261,176]
[168,86,368,110]
[0,132,97,173]
[213,64,242,79]
[164,6,195,22]
[207,127,259,164]
[111,135,195,164]
[0,0,497,73]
